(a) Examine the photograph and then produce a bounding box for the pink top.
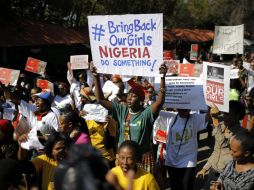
[74,132,90,144]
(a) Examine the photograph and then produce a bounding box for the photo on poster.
[207,66,224,81]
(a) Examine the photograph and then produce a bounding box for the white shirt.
[155,111,206,168]
[52,94,74,110]
[18,100,59,149]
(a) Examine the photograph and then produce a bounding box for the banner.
[25,57,47,75]
[165,60,179,76]
[155,77,207,110]
[0,68,20,86]
[190,44,199,60]
[88,14,163,76]
[203,62,230,112]
[179,64,195,77]
[213,25,244,54]
[70,55,89,70]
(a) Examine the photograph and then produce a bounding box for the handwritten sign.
[165,60,179,75]
[70,55,89,70]
[155,77,207,110]
[203,62,230,112]
[88,14,163,76]
[213,25,244,54]
[190,44,199,60]
[0,68,20,86]
[179,64,195,77]
[25,57,47,75]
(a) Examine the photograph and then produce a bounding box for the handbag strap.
[124,112,131,140]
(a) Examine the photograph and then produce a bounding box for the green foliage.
[0,0,246,29]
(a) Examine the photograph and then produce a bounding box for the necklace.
[128,108,142,115]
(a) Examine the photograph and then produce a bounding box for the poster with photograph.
[0,68,20,86]
[203,62,230,112]
[190,44,199,60]
[25,57,47,75]
[165,60,179,75]
[70,55,89,70]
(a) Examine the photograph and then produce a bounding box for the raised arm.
[151,64,167,115]
[90,66,113,111]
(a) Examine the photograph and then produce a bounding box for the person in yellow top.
[18,132,73,190]
[111,140,160,190]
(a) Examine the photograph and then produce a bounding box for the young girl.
[18,132,73,190]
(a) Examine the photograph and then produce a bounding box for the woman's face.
[230,138,244,161]
[52,140,68,161]
[59,115,71,134]
[126,92,139,109]
[118,147,136,174]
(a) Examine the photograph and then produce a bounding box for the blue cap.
[34,90,54,102]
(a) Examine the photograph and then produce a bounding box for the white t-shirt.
[18,100,59,149]
[52,94,74,110]
[19,100,59,132]
[160,111,206,168]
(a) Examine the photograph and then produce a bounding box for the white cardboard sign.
[88,14,163,76]
[213,25,244,54]
[70,55,89,70]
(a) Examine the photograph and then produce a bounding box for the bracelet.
[159,88,166,93]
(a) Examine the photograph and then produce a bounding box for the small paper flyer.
[36,79,54,93]
[25,57,47,75]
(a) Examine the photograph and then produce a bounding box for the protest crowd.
[1,16,254,190]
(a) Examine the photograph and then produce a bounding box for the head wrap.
[128,79,146,101]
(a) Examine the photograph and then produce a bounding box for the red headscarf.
[128,79,146,101]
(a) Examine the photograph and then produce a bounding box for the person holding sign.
[91,63,167,172]
[154,109,208,190]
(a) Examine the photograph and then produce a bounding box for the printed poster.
[179,64,195,77]
[25,57,47,75]
[154,77,207,110]
[165,60,179,76]
[70,55,89,70]
[213,25,244,54]
[88,14,163,76]
[194,64,203,77]
[15,116,30,136]
[36,79,54,93]
[0,68,20,86]
[203,62,230,112]
[190,44,199,60]
[164,50,174,60]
